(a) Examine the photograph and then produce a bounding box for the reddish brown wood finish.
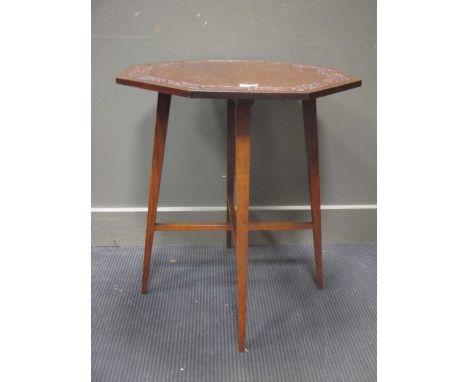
[226,99,235,248]
[153,221,314,232]
[141,93,171,294]
[116,60,362,352]
[155,223,231,231]
[249,221,314,231]
[116,60,361,100]
[302,99,324,289]
[227,195,236,241]
[234,99,254,352]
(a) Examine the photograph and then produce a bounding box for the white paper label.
[239,83,259,88]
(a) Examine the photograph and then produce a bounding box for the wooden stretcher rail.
[248,221,313,231]
[154,221,314,232]
[155,223,231,231]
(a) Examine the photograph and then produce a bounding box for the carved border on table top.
[123,60,353,93]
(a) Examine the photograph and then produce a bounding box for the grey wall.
[92,0,376,243]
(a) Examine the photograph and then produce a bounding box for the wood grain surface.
[116,60,361,99]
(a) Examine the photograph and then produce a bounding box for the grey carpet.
[92,243,376,382]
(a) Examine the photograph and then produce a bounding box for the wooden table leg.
[302,99,324,289]
[141,93,171,294]
[234,99,253,352]
[226,99,235,248]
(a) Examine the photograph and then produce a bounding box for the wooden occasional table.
[116,60,361,352]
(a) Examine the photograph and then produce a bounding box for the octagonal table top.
[116,60,361,100]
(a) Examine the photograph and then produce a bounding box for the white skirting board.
[91,204,377,213]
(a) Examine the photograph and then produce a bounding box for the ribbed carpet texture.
[92,243,376,382]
